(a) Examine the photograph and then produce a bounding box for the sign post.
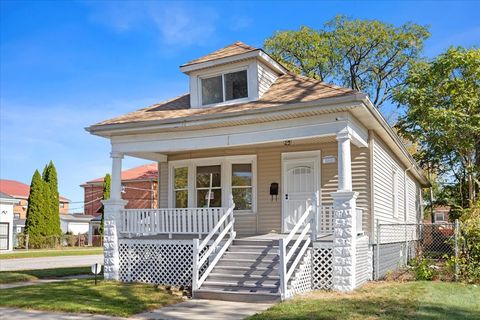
[91,263,102,285]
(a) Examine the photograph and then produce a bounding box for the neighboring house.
[0,192,18,251]
[81,163,158,217]
[433,205,450,223]
[0,179,71,220]
[87,41,429,301]
[60,214,95,235]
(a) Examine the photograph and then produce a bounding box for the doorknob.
[285,194,289,200]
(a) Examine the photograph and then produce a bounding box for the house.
[87,41,429,301]
[0,192,18,251]
[0,179,71,220]
[80,163,158,217]
[60,214,95,235]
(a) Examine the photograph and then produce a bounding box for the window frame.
[168,155,257,214]
[435,212,446,222]
[392,168,399,219]
[199,68,249,107]
[173,166,189,208]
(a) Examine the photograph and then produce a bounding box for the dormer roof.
[179,41,287,75]
[181,41,258,67]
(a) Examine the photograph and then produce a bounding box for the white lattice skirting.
[119,239,207,287]
[288,248,313,297]
[312,245,333,290]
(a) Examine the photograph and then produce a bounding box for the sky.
[1,0,478,212]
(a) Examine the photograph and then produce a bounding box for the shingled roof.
[93,72,357,127]
[181,41,259,67]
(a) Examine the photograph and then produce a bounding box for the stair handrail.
[279,192,318,299]
[192,195,236,291]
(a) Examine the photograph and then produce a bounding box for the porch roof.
[88,73,357,130]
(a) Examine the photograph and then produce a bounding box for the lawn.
[0,247,103,259]
[0,267,93,284]
[250,281,480,320]
[0,279,184,317]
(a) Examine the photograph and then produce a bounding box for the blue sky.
[1,1,478,211]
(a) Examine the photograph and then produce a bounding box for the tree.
[43,161,61,236]
[394,47,480,208]
[99,173,111,235]
[264,15,430,108]
[25,170,48,247]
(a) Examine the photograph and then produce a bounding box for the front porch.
[102,114,372,300]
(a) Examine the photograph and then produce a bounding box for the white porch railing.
[192,196,236,291]
[318,205,334,234]
[279,193,317,300]
[120,207,227,238]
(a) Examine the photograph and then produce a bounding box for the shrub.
[409,257,436,280]
[456,202,480,283]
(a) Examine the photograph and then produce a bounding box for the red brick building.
[81,163,158,216]
[0,179,70,219]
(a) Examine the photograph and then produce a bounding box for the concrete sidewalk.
[133,299,273,320]
[0,308,126,319]
[0,300,272,320]
[0,255,103,271]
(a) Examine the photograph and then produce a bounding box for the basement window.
[201,70,248,106]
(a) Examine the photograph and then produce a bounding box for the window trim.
[168,155,257,214]
[199,67,249,107]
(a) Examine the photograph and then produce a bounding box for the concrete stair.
[194,239,282,303]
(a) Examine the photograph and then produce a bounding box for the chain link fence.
[374,221,460,280]
[14,233,103,249]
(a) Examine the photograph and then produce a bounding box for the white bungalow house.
[87,41,429,302]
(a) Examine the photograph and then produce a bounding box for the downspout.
[404,166,413,264]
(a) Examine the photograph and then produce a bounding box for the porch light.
[283,140,292,146]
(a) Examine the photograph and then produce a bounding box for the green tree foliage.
[264,15,430,108]
[394,47,480,208]
[25,170,48,247]
[99,173,111,235]
[43,161,61,236]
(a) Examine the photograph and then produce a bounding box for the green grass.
[0,267,93,284]
[250,281,480,320]
[0,247,103,259]
[0,279,183,317]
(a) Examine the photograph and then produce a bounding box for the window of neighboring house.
[174,167,189,208]
[392,169,399,218]
[14,213,20,220]
[201,70,248,105]
[59,203,65,208]
[435,212,446,222]
[196,165,222,207]
[232,163,253,211]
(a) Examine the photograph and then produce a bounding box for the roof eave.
[86,93,365,137]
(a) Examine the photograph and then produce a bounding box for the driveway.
[0,255,103,271]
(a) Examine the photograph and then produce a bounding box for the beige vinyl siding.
[159,162,168,208]
[257,62,278,98]
[166,140,371,235]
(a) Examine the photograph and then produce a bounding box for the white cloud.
[150,4,218,46]
[86,1,218,46]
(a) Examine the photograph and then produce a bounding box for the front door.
[282,152,320,232]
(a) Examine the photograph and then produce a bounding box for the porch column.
[331,131,358,292]
[337,131,352,192]
[102,152,128,281]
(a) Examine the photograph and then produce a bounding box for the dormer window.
[201,70,248,106]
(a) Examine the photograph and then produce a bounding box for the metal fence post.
[375,219,380,280]
[454,219,459,281]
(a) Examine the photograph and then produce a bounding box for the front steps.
[194,239,282,302]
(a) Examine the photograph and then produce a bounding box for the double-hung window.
[174,167,189,208]
[201,70,248,106]
[231,164,253,211]
[196,165,222,207]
